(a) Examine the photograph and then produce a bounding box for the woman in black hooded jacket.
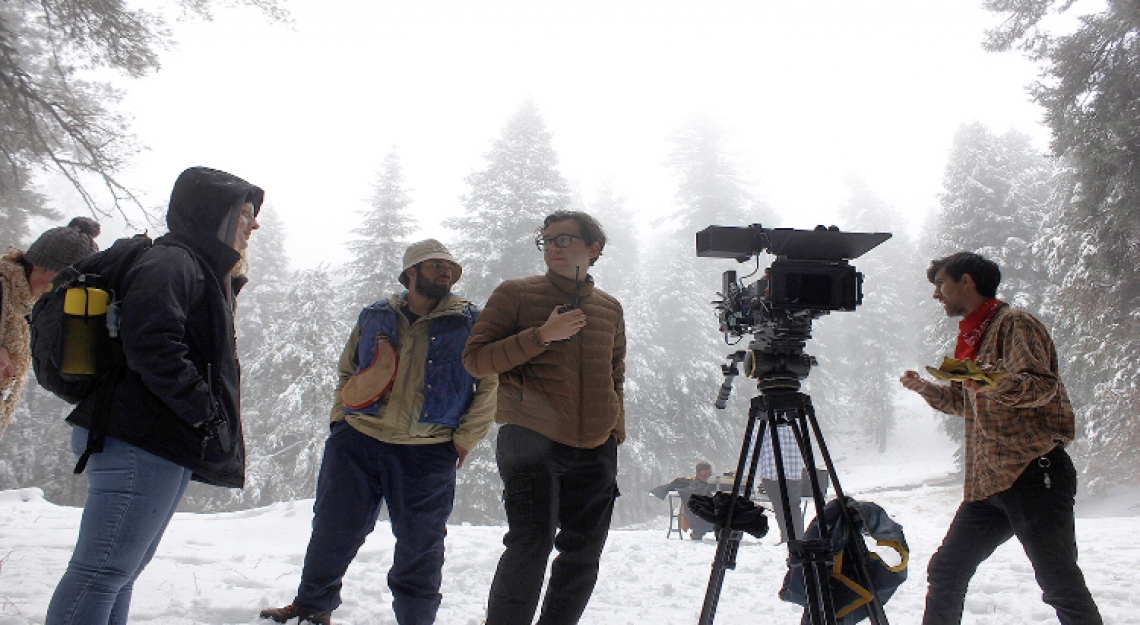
[46,167,263,625]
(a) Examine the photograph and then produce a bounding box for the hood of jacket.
[164,167,264,279]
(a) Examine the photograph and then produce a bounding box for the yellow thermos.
[60,287,109,376]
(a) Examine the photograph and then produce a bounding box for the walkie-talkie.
[557,266,581,342]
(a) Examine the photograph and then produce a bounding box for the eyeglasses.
[535,233,585,251]
[421,260,458,273]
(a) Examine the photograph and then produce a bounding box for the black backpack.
[29,234,153,472]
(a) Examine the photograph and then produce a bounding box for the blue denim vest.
[348,299,477,428]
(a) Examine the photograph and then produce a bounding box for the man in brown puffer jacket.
[463,210,625,625]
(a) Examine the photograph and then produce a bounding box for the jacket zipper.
[578,309,585,447]
[201,363,217,459]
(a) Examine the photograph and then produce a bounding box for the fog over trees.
[2,0,1138,519]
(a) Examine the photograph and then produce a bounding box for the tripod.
[697,372,890,625]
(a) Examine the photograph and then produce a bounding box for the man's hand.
[454,442,469,469]
[900,370,928,393]
[0,347,13,379]
[962,379,990,395]
[537,306,587,343]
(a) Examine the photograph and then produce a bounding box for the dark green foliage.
[985,0,1140,286]
[984,0,1140,490]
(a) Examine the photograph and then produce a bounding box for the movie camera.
[692,224,893,625]
[696,225,890,395]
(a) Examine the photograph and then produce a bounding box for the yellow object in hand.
[925,356,1009,387]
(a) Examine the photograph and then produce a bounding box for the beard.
[414,268,451,300]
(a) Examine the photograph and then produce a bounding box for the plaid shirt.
[759,424,805,481]
[919,304,1074,501]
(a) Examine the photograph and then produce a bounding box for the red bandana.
[955,298,1004,361]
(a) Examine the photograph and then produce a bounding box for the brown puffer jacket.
[463,270,625,449]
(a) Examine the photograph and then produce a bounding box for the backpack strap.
[71,237,153,474]
[73,342,127,473]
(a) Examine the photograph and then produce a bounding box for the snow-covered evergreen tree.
[451,99,571,303]
[0,380,87,506]
[635,116,777,493]
[922,123,1057,472]
[344,147,417,311]
[448,101,573,523]
[183,266,349,511]
[1038,164,1140,492]
[808,177,920,453]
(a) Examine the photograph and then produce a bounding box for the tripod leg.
[698,397,767,625]
[801,398,891,625]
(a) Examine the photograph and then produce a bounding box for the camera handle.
[714,351,745,409]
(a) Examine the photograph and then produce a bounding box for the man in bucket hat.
[262,239,497,625]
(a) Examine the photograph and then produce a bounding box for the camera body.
[698,224,890,382]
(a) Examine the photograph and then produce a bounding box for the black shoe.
[260,604,333,625]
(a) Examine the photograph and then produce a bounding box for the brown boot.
[259,604,333,625]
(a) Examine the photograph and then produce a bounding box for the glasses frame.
[535,233,585,251]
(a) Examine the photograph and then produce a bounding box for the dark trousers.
[923,446,1101,625]
[294,422,457,625]
[486,425,618,625]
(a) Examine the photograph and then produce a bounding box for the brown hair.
[539,210,607,266]
[927,252,1001,298]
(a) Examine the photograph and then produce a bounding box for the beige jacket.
[463,271,625,449]
[332,293,497,452]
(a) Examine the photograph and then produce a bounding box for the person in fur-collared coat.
[0,217,100,437]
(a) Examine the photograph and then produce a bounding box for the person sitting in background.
[650,461,716,540]
[0,217,100,438]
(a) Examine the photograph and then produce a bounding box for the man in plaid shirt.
[900,252,1101,625]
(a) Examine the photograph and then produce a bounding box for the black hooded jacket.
[68,167,264,487]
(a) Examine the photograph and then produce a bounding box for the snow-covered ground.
[2,411,1138,625]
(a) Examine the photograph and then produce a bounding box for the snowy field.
[2,411,1139,625]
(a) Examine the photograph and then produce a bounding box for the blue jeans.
[486,425,618,625]
[923,446,1101,625]
[46,427,192,625]
[293,422,457,624]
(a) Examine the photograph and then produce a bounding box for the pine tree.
[983,1,1140,490]
[0,162,58,250]
[630,116,776,505]
[448,101,574,523]
[1037,165,1140,492]
[922,123,1057,471]
[933,123,1053,312]
[0,380,87,506]
[344,148,417,310]
[0,0,286,217]
[984,0,1140,278]
[183,266,349,511]
[809,177,920,453]
[451,99,571,303]
[236,206,290,357]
